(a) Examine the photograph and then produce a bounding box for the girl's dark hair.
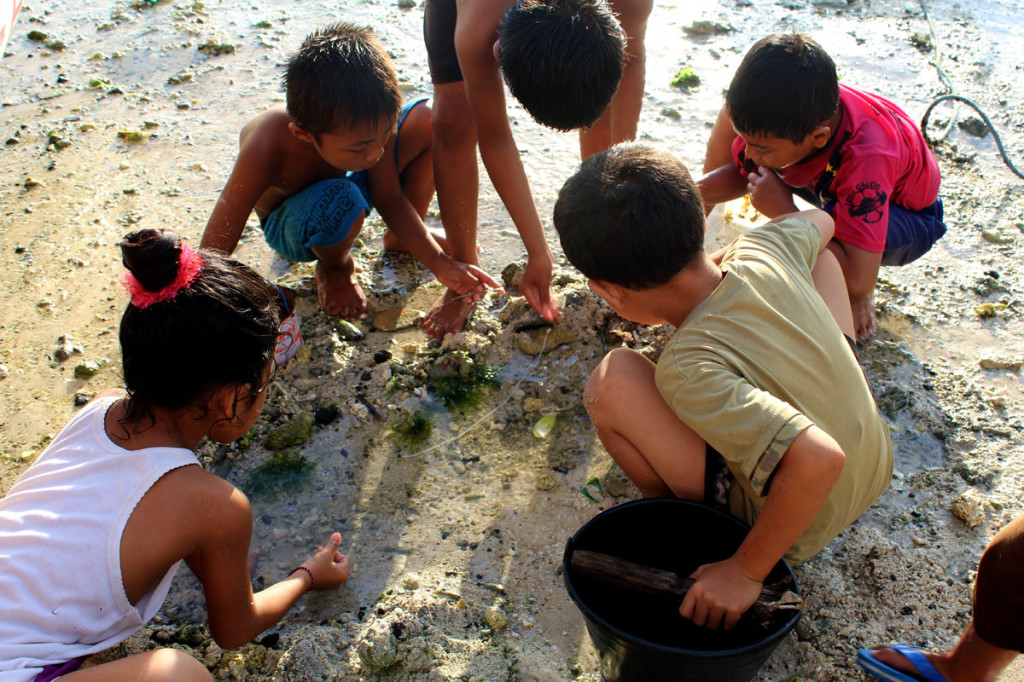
[726,33,839,143]
[119,229,279,420]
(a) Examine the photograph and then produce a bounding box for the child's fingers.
[467,265,504,292]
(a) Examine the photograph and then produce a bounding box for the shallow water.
[3,0,1024,678]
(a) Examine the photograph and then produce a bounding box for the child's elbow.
[821,447,846,485]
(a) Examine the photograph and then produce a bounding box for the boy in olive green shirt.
[553,143,892,630]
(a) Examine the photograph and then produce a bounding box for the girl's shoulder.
[125,465,252,565]
[153,465,252,532]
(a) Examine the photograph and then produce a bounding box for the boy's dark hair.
[726,33,839,143]
[553,142,705,289]
[285,22,402,138]
[498,0,624,131]
[120,229,279,422]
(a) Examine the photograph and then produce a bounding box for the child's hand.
[298,532,350,591]
[434,257,505,301]
[520,255,559,322]
[747,167,798,219]
[678,557,763,630]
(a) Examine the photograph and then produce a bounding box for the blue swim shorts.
[823,197,947,267]
[262,175,371,263]
[880,198,947,266]
[262,97,430,263]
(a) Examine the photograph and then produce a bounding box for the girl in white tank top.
[0,229,350,682]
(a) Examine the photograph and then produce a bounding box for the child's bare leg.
[381,100,451,253]
[63,648,212,682]
[311,215,367,319]
[869,622,1017,682]
[812,248,855,340]
[579,0,653,160]
[423,82,481,339]
[585,347,706,499]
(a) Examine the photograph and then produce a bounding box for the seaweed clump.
[245,451,313,496]
[670,66,700,90]
[391,410,434,448]
[429,351,500,410]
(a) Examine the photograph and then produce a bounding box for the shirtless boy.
[202,23,500,322]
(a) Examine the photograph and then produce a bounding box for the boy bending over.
[700,34,946,340]
[554,143,893,628]
[202,23,499,322]
[422,0,633,337]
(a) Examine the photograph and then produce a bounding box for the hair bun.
[120,229,182,292]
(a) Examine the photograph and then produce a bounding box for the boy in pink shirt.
[700,34,946,340]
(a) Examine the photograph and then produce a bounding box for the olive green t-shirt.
[654,217,893,563]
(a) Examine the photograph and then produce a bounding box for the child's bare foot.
[422,288,476,340]
[316,259,367,319]
[851,292,877,341]
[383,227,451,254]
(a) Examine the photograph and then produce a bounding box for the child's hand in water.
[297,532,350,590]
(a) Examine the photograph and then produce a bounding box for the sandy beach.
[2,0,1024,679]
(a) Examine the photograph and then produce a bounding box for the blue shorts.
[880,198,947,266]
[823,197,947,267]
[262,97,430,263]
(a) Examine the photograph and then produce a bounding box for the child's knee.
[585,347,648,406]
[152,648,212,681]
[407,99,433,135]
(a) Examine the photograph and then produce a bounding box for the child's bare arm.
[367,148,503,298]
[679,425,845,630]
[703,105,736,174]
[825,240,881,300]
[455,5,557,321]
[697,164,748,208]
[187,488,348,649]
[201,136,275,255]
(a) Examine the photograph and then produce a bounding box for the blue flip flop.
[856,644,948,682]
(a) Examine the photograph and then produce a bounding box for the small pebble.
[74,361,101,379]
[485,606,508,630]
[315,404,340,426]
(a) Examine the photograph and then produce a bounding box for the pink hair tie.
[121,242,204,309]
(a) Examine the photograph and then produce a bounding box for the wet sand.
[2,0,1024,679]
